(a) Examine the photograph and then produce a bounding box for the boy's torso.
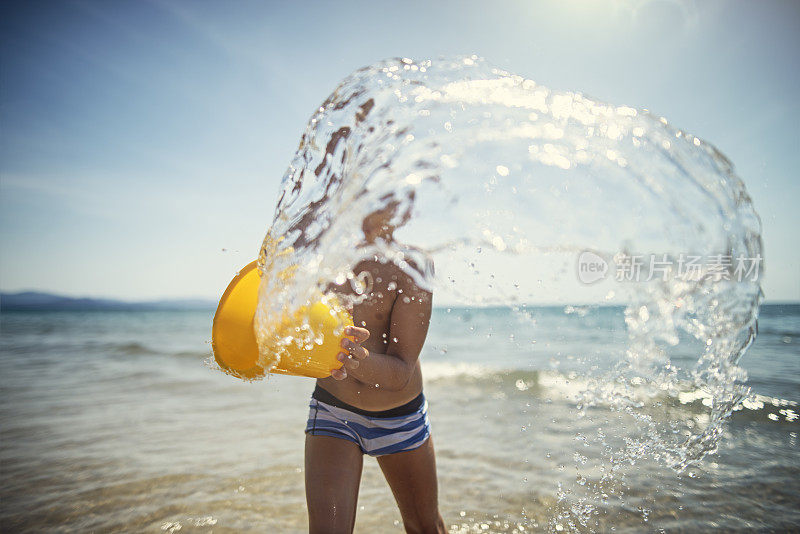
[317,259,424,411]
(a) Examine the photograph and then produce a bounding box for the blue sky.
[1,0,797,302]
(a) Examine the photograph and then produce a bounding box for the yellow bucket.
[211,260,352,379]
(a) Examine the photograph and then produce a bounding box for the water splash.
[253,56,762,527]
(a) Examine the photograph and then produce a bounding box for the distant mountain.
[0,291,216,311]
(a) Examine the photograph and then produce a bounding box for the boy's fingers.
[347,344,369,361]
[340,339,369,360]
[345,326,370,343]
[338,351,364,369]
[331,367,347,380]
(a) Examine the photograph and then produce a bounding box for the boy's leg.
[376,437,446,534]
[305,434,364,534]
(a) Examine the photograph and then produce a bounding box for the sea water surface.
[1,305,797,532]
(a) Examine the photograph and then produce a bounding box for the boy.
[304,206,446,534]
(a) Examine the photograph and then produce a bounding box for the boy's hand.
[331,326,370,380]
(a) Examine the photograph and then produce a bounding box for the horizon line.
[1,289,797,308]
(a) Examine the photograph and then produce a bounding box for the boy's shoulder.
[359,257,428,291]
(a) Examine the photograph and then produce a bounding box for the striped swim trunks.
[305,385,431,457]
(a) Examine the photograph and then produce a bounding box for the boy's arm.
[334,281,432,391]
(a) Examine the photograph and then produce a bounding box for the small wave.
[755,328,797,338]
[171,350,212,359]
[98,341,161,356]
[423,361,495,380]
[94,343,210,359]
[423,362,798,424]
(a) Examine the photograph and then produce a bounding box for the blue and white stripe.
[305,397,431,456]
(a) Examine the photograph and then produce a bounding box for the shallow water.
[1,306,797,532]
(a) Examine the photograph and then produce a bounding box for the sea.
[1,303,797,533]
